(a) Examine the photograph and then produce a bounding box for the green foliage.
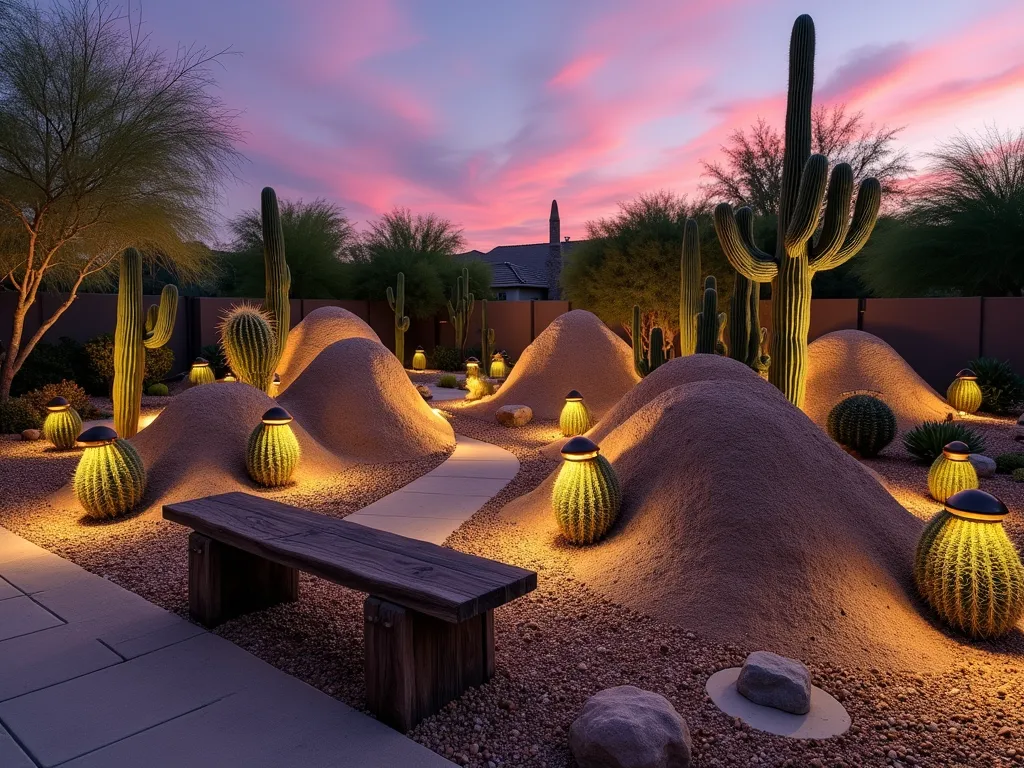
[995,453,1024,474]
[966,358,1024,415]
[464,376,495,402]
[431,346,463,372]
[855,129,1024,297]
[84,334,172,393]
[481,299,495,366]
[386,272,411,365]
[632,305,668,377]
[552,453,621,545]
[43,407,82,450]
[915,510,1024,638]
[826,395,896,458]
[147,383,169,396]
[10,337,95,395]
[904,421,985,463]
[0,397,40,433]
[246,422,300,487]
[1013,468,1024,483]
[562,191,733,343]
[73,439,147,519]
[219,304,277,392]
[200,345,228,378]
[437,373,458,389]
[22,380,97,421]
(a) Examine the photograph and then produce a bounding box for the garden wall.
[3,292,1022,390]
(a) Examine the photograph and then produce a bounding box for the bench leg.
[188,532,298,627]
[364,597,494,731]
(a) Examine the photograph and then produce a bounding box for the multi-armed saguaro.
[713,14,881,407]
[387,272,411,366]
[447,266,475,360]
[261,186,291,368]
[678,218,701,357]
[113,247,177,438]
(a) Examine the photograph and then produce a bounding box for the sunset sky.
[145,0,1024,250]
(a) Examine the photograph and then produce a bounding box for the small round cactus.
[947,369,983,414]
[189,357,215,386]
[220,304,278,393]
[42,397,82,450]
[412,346,427,371]
[489,352,507,379]
[552,436,621,545]
[559,390,592,438]
[246,406,300,487]
[826,394,897,457]
[927,441,979,502]
[914,489,1024,639]
[73,425,146,519]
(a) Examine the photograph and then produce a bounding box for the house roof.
[458,240,586,290]
[489,262,550,289]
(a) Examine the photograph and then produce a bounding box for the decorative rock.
[20,429,40,441]
[969,453,996,478]
[569,686,692,768]
[415,384,433,401]
[496,404,533,427]
[736,651,812,715]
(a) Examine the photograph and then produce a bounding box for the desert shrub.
[995,452,1024,474]
[84,334,175,391]
[21,380,100,421]
[0,398,40,433]
[967,357,1024,415]
[437,373,458,388]
[430,345,462,372]
[903,420,985,463]
[1013,468,1024,483]
[11,337,102,395]
[147,383,169,396]
[200,345,228,378]
[144,346,174,386]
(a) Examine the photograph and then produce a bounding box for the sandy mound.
[277,306,380,391]
[543,355,764,458]
[805,330,952,430]
[502,376,986,670]
[462,310,639,420]
[127,383,345,510]
[279,337,455,462]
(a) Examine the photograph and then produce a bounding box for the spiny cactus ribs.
[679,217,701,357]
[73,433,146,519]
[246,408,300,487]
[927,441,978,502]
[559,391,592,438]
[553,438,621,545]
[261,186,291,367]
[826,394,896,457]
[220,304,278,393]
[387,272,410,366]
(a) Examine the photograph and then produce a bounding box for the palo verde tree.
[0,0,240,399]
[714,15,881,408]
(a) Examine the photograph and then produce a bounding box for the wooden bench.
[163,492,537,731]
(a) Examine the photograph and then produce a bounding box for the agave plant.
[903,421,985,464]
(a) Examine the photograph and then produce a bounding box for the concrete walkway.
[346,435,519,544]
[0,526,453,768]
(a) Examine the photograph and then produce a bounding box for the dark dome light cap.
[77,424,118,447]
[942,440,971,460]
[954,368,977,380]
[465,356,480,364]
[945,488,1009,523]
[565,389,584,401]
[415,346,424,351]
[192,357,209,366]
[561,435,600,461]
[492,352,504,360]
[45,396,70,410]
[262,406,293,425]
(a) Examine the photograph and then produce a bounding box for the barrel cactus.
[559,390,592,438]
[412,346,427,371]
[489,352,508,379]
[246,406,300,487]
[947,369,983,414]
[826,394,896,457]
[189,357,215,386]
[914,489,1024,639]
[220,304,278,393]
[714,15,881,407]
[42,397,81,450]
[927,441,979,502]
[73,425,146,519]
[552,436,621,545]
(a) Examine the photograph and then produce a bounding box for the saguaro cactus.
[679,218,702,356]
[713,15,881,407]
[387,272,411,366]
[261,187,291,365]
[446,267,475,360]
[729,270,763,371]
[481,299,495,365]
[696,276,726,355]
[631,305,666,377]
[113,248,178,439]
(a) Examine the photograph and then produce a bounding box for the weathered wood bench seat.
[163,491,537,731]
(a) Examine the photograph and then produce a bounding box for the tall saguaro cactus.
[446,267,475,360]
[713,15,881,407]
[113,248,178,438]
[679,218,702,356]
[695,276,726,355]
[387,272,410,366]
[729,270,763,369]
[481,299,495,366]
[261,187,291,365]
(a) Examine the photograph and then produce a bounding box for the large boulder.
[736,651,812,715]
[496,405,533,427]
[569,686,692,768]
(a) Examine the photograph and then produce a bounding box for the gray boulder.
[569,686,692,768]
[969,454,996,478]
[20,429,40,441]
[415,384,433,401]
[495,404,533,427]
[736,651,811,715]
